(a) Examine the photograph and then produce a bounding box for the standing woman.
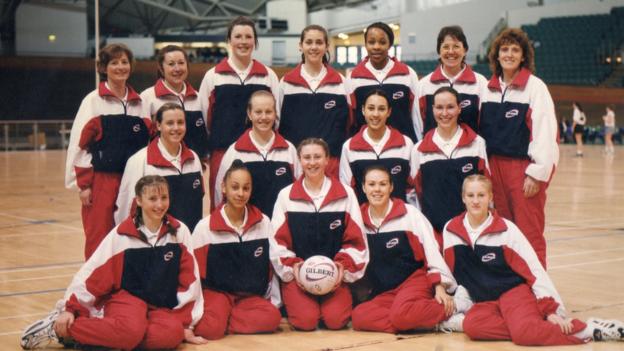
[347,22,421,143]
[410,87,489,244]
[65,43,151,259]
[141,45,209,160]
[270,138,368,331]
[115,103,204,231]
[199,16,280,208]
[279,24,350,177]
[571,102,586,157]
[21,175,205,350]
[340,89,413,204]
[192,161,282,340]
[418,25,488,135]
[603,104,616,155]
[214,91,300,217]
[442,175,624,346]
[351,165,469,334]
[479,28,559,267]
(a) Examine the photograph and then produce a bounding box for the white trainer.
[454,285,474,314]
[20,308,60,349]
[436,312,465,333]
[586,318,624,342]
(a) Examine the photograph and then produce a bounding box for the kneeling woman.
[270,138,368,331]
[442,175,624,346]
[116,103,204,231]
[352,165,465,333]
[192,161,281,340]
[21,175,205,350]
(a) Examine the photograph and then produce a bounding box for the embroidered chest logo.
[324,100,336,109]
[386,238,399,249]
[132,124,141,133]
[329,219,342,230]
[193,179,201,189]
[195,118,204,127]
[462,163,474,173]
[481,252,496,262]
[505,109,519,119]
[460,99,471,108]
[275,167,287,176]
[392,91,404,100]
[254,246,264,257]
[164,251,174,261]
[391,165,402,175]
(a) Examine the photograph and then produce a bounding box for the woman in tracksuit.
[479,28,559,267]
[278,25,350,177]
[442,175,624,346]
[352,165,471,334]
[410,87,489,245]
[65,43,151,259]
[193,161,282,340]
[141,45,209,161]
[347,22,421,143]
[214,90,300,217]
[339,89,413,204]
[199,16,279,209]
[417,25,488,135]
[270,138,368,331]
[115,103,204,231]
[21,175,206,350]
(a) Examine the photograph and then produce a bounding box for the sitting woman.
[442,175,624,346]
[192,160,282,340]
[352,165,470,334]
[21,175,205,350]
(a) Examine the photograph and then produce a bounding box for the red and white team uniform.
[442,211,587,346]
[192,204,281,339]
[270,176,368,330]
[115,138,204,231]
[352,199,457,333]
[479,68,559,267]
[60,215,203,350]
[65,82,150,259]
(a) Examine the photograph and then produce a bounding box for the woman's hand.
[546,314,574,334]
[293,261,305,290]
[330,261,345,292]
[523,175,540,198]
[53,311,75,338]
[79,188,92,207]
[184,328,209,344]
[434,284,455,317]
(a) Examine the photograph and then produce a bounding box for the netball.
[299,255,339,295]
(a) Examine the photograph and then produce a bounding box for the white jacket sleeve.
[338,141,353,187]
[525,78,559,182]
[269,187,299,282]
[65,92,96,189]
[114,149,145,225]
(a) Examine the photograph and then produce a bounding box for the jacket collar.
[349,126,406,152]
[214,58,268,77]
[445,211,508,245]
[117,214,181,241]
[98,81,141,101]
[350,56,410,80]
[154,79,197,99]
[361,198,407,229]
[146,137,195,168]
[417,123,477,153]
[430,64,477,84]
[487,67,531,91]
[289,176,347,209]
[282,63,343,89]
[209,204,264,234]
[234,128,289,153]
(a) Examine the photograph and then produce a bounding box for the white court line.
[0,263,82,273]
[0,230,82,239]
[0,312,46,320]
[550,247,624,258]
[549,257,624,270]
[0,331,21,336]
[0,273,74,283]
[0,213,81,231]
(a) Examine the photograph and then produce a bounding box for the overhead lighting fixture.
[388,23,400,31]
[48,34,56,42]
[338,33,349,40]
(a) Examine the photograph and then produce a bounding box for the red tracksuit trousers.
[81,172,121,259]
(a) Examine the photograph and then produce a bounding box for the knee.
[263,307,283,332]
[289,313,320,331]
[194,315,228,340]
[112,318,148,350]
[350,305,367,331]
[462,314,481,340]
[322,310,350,330]
[143,320,185,349]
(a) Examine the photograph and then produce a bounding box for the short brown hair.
[157,45,189,79]
[97,43,134,81]
[297,138,329,158]
[226,16,259,48]
[488,28,535,77]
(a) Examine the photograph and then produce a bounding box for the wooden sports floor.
[0,144,622,351]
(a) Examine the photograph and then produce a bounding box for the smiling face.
[462,179,492,220]
[363,169,393,208]
[439,35,466,73]
[222,169,252,211]
[363,94,391,134]
[229,24,255,61]
[497,42,524,75]
[365,27,391,68]
[158,108,186,148]
[433,91,460,132]
[160,50,188,89]
[248,94,276,135]
[299,143,328,181]
[300,29,327,65]
[105,53,131,86]
[136,184,170,225]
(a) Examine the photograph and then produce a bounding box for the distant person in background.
[479,28,559,268]
[603,104,616,155]
[571,102,586,157]
[65,43,150,259]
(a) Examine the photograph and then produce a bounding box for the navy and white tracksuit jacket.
[65,82,150,190]
[339,126,413,204]
[479,68,559,183]
[62,215,203,328]
[270,177,369,283]
[278,64,351,158]
[361,199,456,296]
[115,138,204,231]
[347,57,421,143]
[442,211,566,317]
[410,124,489,232]
[141,79,209,159]
[192,204,280,306]
[214,129,301,216]
[198,59,279,153]
[418,65,488,135]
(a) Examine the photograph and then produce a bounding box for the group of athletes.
[20,16,624,350]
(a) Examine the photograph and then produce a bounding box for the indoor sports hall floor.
[0,144,622,351]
